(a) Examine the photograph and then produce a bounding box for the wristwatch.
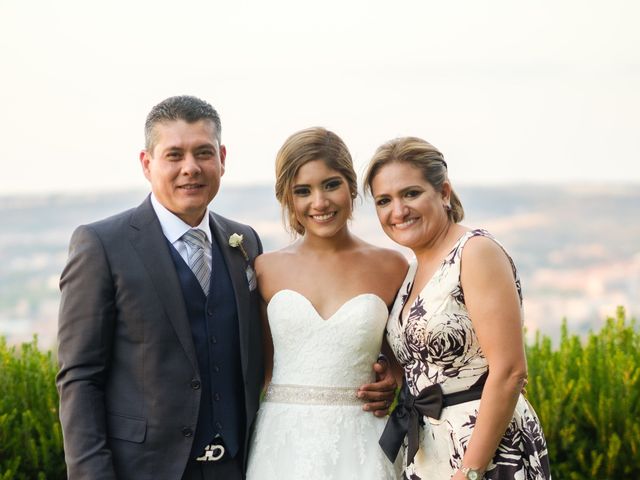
[461,466,483,480]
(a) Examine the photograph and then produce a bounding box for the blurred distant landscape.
[1,183,638,348]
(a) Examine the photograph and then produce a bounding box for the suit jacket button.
[181,427,193,437]
[213,365,220,373]
[191,380,201,390]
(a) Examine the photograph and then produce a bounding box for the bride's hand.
[357,360,398,417]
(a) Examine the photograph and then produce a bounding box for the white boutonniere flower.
[229,233,257,290]
[228,233,249,261]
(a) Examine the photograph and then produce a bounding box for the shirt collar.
[150,193,212,244]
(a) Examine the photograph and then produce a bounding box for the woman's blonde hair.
[363,137,464,223]
[275,127,358,235]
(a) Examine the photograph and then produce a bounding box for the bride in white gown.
[246,127,407,479]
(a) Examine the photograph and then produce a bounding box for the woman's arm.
[357,247,408,416]
[259,298,273,391]
[381,336,404,386]
[255,255,274,392]
[453,236,528,478]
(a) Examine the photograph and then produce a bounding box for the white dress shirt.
[150,193,213,272]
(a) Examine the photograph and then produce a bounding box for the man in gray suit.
[57,96,395,480]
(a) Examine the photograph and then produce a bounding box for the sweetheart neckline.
[267,289,388,322]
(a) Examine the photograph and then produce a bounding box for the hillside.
[1,183,638,346]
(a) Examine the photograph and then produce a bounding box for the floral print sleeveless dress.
[386,229,551,479]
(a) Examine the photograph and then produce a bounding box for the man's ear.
[140,150,152,181]
[219,144,227,176]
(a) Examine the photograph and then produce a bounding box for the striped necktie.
[182,229,211,295]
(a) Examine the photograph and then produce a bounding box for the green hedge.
[1,309,638,478]
[526,306,639,478]
[0,338,64,480]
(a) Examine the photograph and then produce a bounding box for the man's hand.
[357,359,398,417]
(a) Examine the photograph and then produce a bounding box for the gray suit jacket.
[56,196,264,480]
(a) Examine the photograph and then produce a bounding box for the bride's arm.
[357,248,408,417]
[259,299,273,392]
[381,337,404,386]
[255,254,274,392]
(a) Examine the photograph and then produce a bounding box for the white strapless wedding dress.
[246,289,400,479]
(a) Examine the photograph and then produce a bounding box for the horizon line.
[1,179,639,200]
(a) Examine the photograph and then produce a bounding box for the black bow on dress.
[379,382,443,464]
[379,372,488,465]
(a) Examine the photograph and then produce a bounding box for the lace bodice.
[247,290,401,479]
[267,289,388,388]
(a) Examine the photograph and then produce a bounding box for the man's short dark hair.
[144,95,222,152]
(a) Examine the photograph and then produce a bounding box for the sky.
[1,0,639,195]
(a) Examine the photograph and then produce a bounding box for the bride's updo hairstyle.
[364,137,464,223]
[275,127,358,235]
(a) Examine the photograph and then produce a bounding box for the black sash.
[379,371,488,464]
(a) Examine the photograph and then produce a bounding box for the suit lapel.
[210,213,251,379]
[128,196,198,370]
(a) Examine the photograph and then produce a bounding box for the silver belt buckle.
[196,443,226,462]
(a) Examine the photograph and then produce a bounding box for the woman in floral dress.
[365,137,551,480]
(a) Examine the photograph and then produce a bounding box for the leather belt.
[379,371,488,465]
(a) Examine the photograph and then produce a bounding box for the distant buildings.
[1,185,638,347]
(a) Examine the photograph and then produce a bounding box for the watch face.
[467,470,479,480]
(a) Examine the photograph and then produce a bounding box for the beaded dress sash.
[264,384,364,406]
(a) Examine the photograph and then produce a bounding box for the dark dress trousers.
[56,196,264,480]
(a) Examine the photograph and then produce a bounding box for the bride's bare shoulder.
[255,244,305,284]
[357,241,408,271]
